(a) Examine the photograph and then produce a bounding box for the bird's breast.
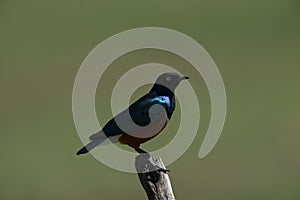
[118,110,169,148]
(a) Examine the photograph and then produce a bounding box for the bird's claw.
[157,168,170,174]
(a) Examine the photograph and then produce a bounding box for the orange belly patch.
[118,112,168,148]
[118,134,157,149]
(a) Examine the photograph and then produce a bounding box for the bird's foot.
[134,147,148,154]
[157,168,170,174]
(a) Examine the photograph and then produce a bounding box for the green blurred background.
[1,0,299,199]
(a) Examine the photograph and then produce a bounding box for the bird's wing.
[100,92,170,138]
[101,96,152,137]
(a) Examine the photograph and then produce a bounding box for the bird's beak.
[180,76,189,80]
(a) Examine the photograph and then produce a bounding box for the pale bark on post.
[135,154,175,200]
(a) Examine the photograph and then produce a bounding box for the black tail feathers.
[76,147,89,155]
[76,139,102,155]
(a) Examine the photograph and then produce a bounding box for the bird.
[76,72,189,155]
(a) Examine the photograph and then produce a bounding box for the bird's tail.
[76,140,100,155]
[76,132,107,155]
[76,132,121,155]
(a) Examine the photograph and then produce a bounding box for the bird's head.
[154,72,189,92]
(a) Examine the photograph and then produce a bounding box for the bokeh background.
[1,0,299,199]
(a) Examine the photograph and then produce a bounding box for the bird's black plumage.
[76,72,189,155]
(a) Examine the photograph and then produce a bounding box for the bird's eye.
[165,76,171,81]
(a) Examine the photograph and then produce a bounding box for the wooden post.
[135,154,175,200]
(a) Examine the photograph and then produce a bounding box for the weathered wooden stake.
[135,154,175,200]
